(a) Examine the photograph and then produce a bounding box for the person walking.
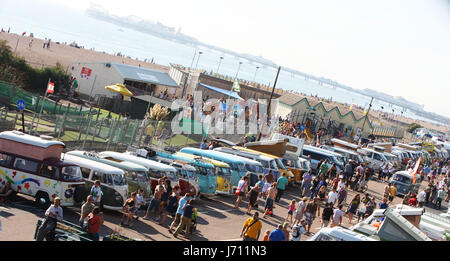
[319,159,329,176]
[121,192,137,227]
[337,184,348,206]
[268,224,286,241]
[389,184,397,203]
[234,176,249,209]
[408,194,418,207]
[379,198,389,209]
[435,187,446,210]
[301,170,313,197]
[293,197,308,226]
[290,220,307,241]
[327,187,338,207]
[304,197,319,234]
[240,212,263,241]
[281,222,290,241]
[144,178,166,220]
[256,175,264,199]
[246,184,260,215]
[285,199,296,225]
[275,173,288,203]
[321,202,334,227]
[383,183,391,202]
[169,193,190,232]
[366,197,376,217]
[356,202,367,222]
[331,204,344,227]
[134,188,145,220]
[159,186,180,225]
[417,189,426,208]
[90,180,103,208]
[79,195,95,227]
[347,194,361,224]
[86,206,104,241]
[173,199,194,238]
[402,192,412,205]
[262,183,277,218]
[310,176,320,200]
[262,171,274,198]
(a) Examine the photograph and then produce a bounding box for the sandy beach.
[0,32,168,72]
[1,32,448,134]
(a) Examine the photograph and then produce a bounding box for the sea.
[0,1,446,127]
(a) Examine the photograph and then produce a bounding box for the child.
[285,199,296,225]
[357,202,367,222]
[263,229,271,241]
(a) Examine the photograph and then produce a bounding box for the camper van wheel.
[35,192,50,209]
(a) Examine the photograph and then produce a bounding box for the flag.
[411,157,422,184]
[46,82,54,94]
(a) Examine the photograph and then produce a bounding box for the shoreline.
[0,32,448,134]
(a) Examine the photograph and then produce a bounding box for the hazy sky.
[3,0,450,117]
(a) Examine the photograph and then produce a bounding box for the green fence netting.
[0,81,89,116]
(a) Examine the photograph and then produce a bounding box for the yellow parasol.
[105,84,134,97]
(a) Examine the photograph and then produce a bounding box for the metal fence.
[0,106,209,152]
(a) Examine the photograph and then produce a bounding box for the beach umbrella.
[105,84,133,114]
[105,84,134,97]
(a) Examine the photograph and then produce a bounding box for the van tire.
[35,192,51,209]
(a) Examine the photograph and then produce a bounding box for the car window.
[373,153,383,161]
[393,175,411,184]
[13,158,39,173]
[61,166,83,182]
[80,167,91,179]
[112,174,126,186]
[102,173,113,185]
[92,171,105,183]
[0,153,12,166]
[39,164,59,179]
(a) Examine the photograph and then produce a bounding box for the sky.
[3,0,450,118]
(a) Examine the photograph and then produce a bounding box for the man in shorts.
[144,179,166,220]
[262,183,277,218]
[263,170,274,197]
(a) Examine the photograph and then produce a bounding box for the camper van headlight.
[115,192,122,201]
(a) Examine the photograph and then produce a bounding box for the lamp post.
[253,66,260,82]
[216,56,224,74]
[195,51,203,70]
[189,49,197,71]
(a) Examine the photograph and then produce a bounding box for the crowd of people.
[238,155,449,241]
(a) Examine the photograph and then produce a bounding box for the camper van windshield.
[393,174,411,184]
[166,171,178,181]
[61,166,83,182]
[135,171,149,182]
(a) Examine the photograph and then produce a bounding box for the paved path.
[0,177,447,241]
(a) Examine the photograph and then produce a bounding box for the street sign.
[17,99,26,110]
